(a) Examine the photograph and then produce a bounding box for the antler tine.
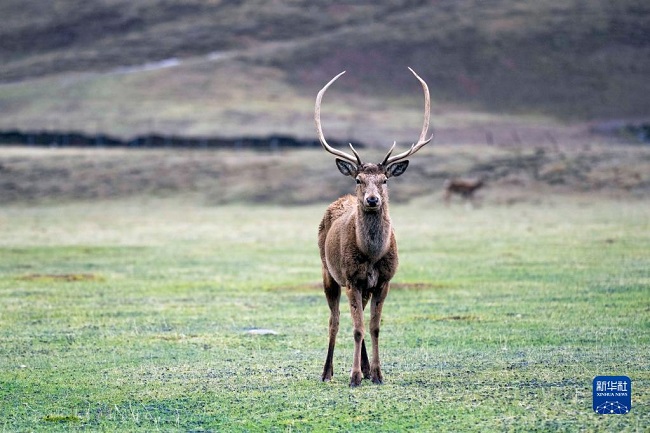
[315,71,361,165]
[348,143,362,165]
[383,67,433,166]
[380,141,397,166]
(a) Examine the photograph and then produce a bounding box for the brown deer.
[443,177,484,205]
[316,67,432,386]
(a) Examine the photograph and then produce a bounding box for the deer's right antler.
[315,71,362,166]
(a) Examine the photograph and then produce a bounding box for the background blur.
[1,0,649,202]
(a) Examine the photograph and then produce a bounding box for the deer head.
[315,67,432,211]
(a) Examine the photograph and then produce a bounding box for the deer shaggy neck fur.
[318,191,396,291]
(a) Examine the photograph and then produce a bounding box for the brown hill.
[1,0,649,127]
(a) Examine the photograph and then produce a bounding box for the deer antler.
[381,67,432,166]
[315,71,362,165]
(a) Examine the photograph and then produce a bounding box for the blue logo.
[593,376,631,414]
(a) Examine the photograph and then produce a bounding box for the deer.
[443,177,485,205]
[316,67,432,387]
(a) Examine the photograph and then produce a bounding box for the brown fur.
[318,165,399,386]
[443,177,484,204]
[315,68,431,386]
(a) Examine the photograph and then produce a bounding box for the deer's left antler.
[381,67,432,166]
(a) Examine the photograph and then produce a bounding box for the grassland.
[0,189,648,431]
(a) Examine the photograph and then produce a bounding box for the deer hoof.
[321,363,334,382]
[349,371,363,387]
[371,367,383,384]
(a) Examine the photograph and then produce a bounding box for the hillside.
[1,0,649,141]
[1,143,649,205]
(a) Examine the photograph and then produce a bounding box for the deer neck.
[355,205,391,261]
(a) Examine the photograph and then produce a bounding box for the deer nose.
[366,196,380,208]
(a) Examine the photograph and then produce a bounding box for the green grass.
[0,196,648,431]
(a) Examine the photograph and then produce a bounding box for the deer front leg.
[346,285,365,387]
[369,282,390,384]
[321,270,340,382]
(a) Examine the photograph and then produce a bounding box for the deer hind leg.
[360,292,371,379]
[346,285,365,387]
[369,281,390,384]
[321,270,340,382]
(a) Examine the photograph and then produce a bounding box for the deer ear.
[336,158,358,177]
[386,160,409,178]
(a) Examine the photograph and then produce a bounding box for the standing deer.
[443,177,485,205]
[316,67,432,386]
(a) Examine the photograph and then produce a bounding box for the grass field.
[0,194,648,431]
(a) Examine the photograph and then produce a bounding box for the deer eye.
[355,177,361,185]
[382,179,388,184]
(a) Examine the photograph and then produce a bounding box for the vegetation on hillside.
[1,0,649,139]
[1,144,649,205]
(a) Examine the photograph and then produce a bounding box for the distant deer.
[316,67,432,386]
[443,177,484,205]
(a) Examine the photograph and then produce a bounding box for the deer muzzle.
[364,195,381,210]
